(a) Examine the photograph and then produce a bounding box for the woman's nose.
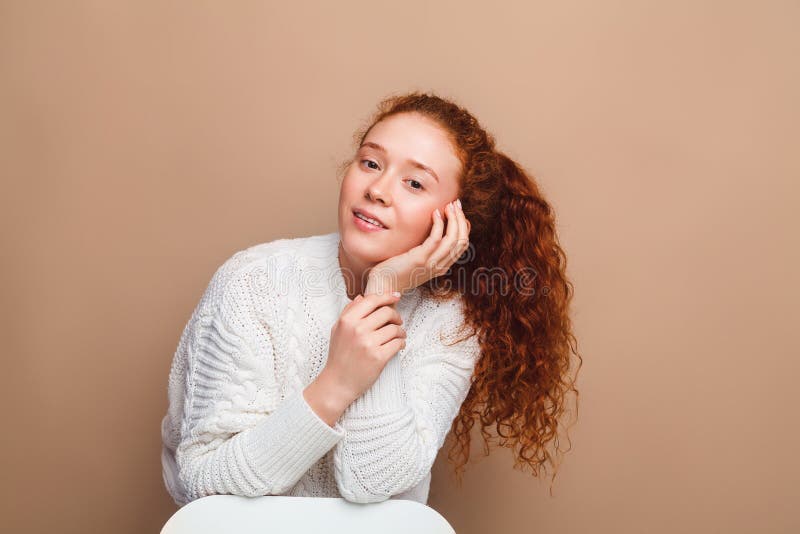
[366,174,393,205]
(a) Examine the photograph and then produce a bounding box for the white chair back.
[160,495,456,534]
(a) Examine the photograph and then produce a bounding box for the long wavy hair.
[337,91,582,495]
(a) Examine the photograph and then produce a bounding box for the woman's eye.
[362,159,379,170]
[407,179,424,191]
[360,159,423,191]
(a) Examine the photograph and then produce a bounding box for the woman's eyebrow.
[359,141,439,183]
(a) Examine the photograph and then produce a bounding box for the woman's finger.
[428,201,462,272]
[347,291,401,320]
[345,293,363,308]
[377,336,406,361]
[371,323,406,347]
[454,199,470,256]
[416,207,445,258]
[362,304,403,332]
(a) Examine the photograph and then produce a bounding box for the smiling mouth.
[352,210,388,229]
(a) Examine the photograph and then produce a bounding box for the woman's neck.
[337,241,375,299]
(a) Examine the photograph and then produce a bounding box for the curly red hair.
[339,91,583,496]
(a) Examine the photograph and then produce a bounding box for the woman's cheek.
[414,220,434,246]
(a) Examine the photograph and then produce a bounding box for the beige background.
[1,1,798,533]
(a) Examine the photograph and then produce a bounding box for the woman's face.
[337,112,463,266]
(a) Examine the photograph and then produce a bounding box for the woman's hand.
[322,291,407,402]
[365,199,471,296]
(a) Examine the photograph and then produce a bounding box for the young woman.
[161,91,581,507]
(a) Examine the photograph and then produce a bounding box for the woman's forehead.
[363,114,462,177]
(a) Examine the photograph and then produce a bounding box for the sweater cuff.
[241,388,345,483]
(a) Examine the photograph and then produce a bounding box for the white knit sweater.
[160,231,481,507]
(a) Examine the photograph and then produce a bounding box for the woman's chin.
[340,232,382,260]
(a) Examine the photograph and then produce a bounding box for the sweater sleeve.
[332,300,481,503]
[165,252,345,505]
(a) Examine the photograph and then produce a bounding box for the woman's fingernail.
[434,208,440,218]
[456,198,462,209]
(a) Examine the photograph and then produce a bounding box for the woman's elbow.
[337,483,392,504]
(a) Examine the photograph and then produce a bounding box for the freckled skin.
[337,112,462,291]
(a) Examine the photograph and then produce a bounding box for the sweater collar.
[304,232,421,328]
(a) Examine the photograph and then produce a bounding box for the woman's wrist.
[364,274,398,296]
[302,369,357,427]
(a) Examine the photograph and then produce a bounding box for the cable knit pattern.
[332,295,480,503]
[161,232,481,507]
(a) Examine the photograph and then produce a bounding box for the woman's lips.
[352,212,387,232]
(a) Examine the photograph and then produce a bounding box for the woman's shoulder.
[213,232,337,282]
[197,232,337,315]
[407,291,481,354]
[411,290,466,324]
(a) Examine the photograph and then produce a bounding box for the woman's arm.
[164,253,346,505]
[302,367,358,427]
[332,301,481,503]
